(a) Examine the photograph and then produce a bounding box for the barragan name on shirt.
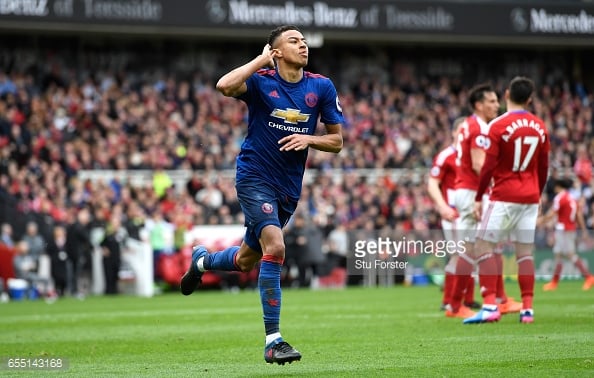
[501,118,546,143]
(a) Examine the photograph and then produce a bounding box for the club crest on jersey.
[261,203,274,214]
[270,108,310,124]
[305,92,318,107]
[475,135,491,149]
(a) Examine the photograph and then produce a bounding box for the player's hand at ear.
[278,134,311,151]
[261,44,277,68]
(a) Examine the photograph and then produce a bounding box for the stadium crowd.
[1,40,593,297]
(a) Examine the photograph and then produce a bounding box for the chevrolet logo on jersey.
[270,108,310,124]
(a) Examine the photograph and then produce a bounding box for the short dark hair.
[556,178,573,189]
[508,76,534,105]
[268,25,301,48]
[468,83,495,111]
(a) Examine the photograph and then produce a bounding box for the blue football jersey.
[236,69,344,201]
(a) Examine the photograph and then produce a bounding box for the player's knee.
[262,241,285,260]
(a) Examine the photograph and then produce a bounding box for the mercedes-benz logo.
[510,8,528,32]
[207,0,227,23]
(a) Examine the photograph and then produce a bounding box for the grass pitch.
[1,281,593,377]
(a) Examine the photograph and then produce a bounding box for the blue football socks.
[203,246,240,271]
[259,258,282,336]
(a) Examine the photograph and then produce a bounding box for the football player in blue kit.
[181,25,344,365]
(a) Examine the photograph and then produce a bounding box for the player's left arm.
[470,147,486,175]
[537,137,550,196]
[279,83,344,153]
[278,123,343,153]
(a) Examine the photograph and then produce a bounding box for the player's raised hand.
[261,44,277,68]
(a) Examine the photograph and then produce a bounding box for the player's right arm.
[216,44,277,97]
[427,176,457,222]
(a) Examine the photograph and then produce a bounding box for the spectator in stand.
[0,71,17,96]
[185,171,204,199]
[152,168,173,199]
[574,145,592,192]
[13,239,51,297]
[195,178,224,210]
[11,241,31,276]
[325,222,348,274]
[1,223,14,247]
[283,213,308,287]
[144,209,174,281]
[21,221,45,264]
[100,215,128,295]
[284,213,326,288]
[65,207,93,298]
[124,201,147,241]
[46,225,69,297]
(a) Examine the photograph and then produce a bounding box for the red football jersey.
[430,145,457,205]
[455,114,491,190]
[553,190,578,231]
[487,110,550,203]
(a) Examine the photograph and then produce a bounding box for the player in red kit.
[465,76,550,324]
[447,83,519,318]
[538,178,594,291]
[428,117,479,311]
